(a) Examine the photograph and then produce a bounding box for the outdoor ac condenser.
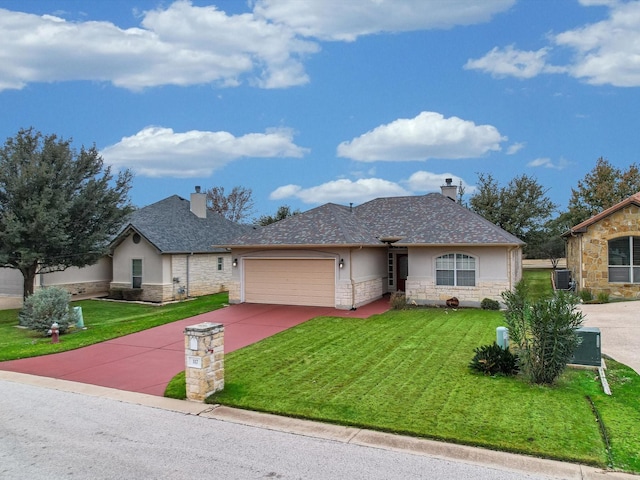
[570,327,601,367]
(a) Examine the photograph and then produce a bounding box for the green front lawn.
[0,293,228,362]
[206,307,640,473]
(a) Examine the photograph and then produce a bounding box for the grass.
[200,270,639,472]
[206,308,640,471]
[0,293,228,362]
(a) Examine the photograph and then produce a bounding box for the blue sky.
[1,0,638,220]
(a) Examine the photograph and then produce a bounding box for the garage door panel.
[244,259,335,307]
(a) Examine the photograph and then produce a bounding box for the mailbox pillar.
[184,322,224,402]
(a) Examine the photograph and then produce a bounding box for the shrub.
[578,289,593,303]
[389,291,407,310]
[596,292,610,304]
[18,287,78,336]
[109,288,124,300]
[502,282,584,385]
[469,342,519,376]
[480,298,500,310]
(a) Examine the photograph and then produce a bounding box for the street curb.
[1,370,637,480]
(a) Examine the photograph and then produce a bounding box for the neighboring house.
[109,187,252,303]
[0,258,112,301]
[220,181,524,309]
[562,192,640,300]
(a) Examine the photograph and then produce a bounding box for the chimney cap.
[195,186,201,193]
[445,178,452,186]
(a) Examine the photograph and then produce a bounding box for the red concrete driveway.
[0,300,389,396]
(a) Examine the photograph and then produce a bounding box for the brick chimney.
[440,178,457,202]
[190,186,207,218]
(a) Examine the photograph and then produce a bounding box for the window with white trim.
[132,259,143,288]
[436,253,476,286]
[217,257,224,271]
[608,236,640,283]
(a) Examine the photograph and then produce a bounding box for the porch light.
[232,259,238,267]
[339,259,344,269]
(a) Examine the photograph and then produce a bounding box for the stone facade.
[184,322,224,402]
[111,253,232,303]
[566,204,640,299]
[406,279,505,307]
[37,280,110,297]
[335,277,384,309]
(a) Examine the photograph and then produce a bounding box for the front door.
[397,254,408,291]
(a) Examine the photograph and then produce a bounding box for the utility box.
[555,269,571,290]
[570,327,601,367]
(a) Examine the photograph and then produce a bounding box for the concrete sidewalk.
[0,299,390,396]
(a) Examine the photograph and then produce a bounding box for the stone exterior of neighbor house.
[109,188,251,303]
[563,192,640,300]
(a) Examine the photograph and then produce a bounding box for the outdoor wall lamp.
[232,259,238,267]
[339,259,344,269]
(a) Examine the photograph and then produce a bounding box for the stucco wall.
[406,246,519,306]
[111,233,231,302]
[566,204,640,299]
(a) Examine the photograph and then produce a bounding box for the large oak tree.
[0,128,133,297]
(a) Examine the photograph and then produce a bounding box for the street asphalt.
[0,370,637,480]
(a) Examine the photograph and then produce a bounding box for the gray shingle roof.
[113,195,253,253]
[224,193,524,247]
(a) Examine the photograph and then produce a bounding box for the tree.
[255,205,300,226]
[565,157,640,226]
[0,128,133,298]
[205,186,255,223]
[523,217,567,266]
[469,173,557,246]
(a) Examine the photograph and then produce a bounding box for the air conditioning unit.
[570,327,601,367]
[555,269,571,290]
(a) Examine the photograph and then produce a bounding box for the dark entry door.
[397,254,408,291]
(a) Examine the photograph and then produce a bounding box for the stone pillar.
[184,322,224,402]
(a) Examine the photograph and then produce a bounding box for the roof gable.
[564,192,640,235]
[112,195,252,253]
[225,193,524,247]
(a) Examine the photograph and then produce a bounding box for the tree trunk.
[21,263,38,299]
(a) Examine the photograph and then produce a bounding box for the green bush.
[502,283,584,385]
[109,288,124,300]
[578,289,593,302]
[18,287,78,336]
[469,342,519,376]
[389,291,407,310]
[596,292,610,304]
[480,298,500,310]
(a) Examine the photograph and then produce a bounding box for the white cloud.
[101,126,308,178]
[270,178,409,204]
[527,157,570,170]
[554,1,640,87]
[337,111,506,162]
[404,171,468,193]
[0,1,318,91]
[466,2,640,87]
[253,0,515,41]
[270,170,473,205]
[464,46,563,79]
[506,142,526,155]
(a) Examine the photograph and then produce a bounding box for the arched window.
[608,236,640,283]
[436,253,476,286]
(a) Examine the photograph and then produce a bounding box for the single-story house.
[220,181,524,309]
[562,191,640,299]
[109,187,253,303]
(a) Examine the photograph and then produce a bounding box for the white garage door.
[244,259,335,307]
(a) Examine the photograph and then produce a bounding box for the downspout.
[350,248,356,310]
[186,253,192,297]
